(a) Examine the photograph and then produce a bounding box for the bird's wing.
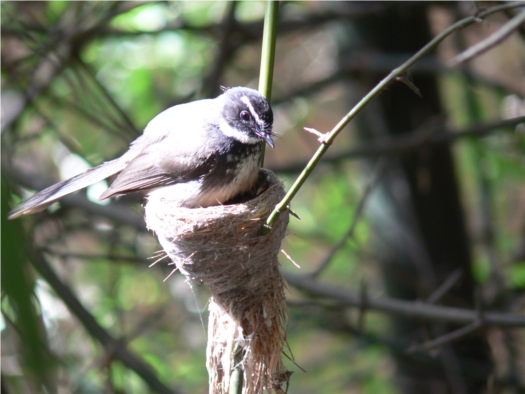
[8,158,126,219]
[99,103,218,200]
[8,100,217,218]
[98,147,212,200]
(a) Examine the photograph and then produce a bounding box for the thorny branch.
[264,2,525,228]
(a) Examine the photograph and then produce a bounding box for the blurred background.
[2,1,525,393]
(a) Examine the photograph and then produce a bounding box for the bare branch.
[426,269,463,304]
[448,8,525,67]
[285,273,525,327]
[310,159,386,277]
[39,248,146,265]
[203,2,238,98]
[75,59,140,137]
[30,248,182,394]
[405,321,483,354]
[271,116,525,174]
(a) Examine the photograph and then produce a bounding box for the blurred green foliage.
[2,1,524,393]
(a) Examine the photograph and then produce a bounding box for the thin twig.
[285,273,525,327]
[75,59,140,137]
[2,2,136,135]
[204,2,238,98]
[57,66,134,143]
[310,159,386,277]
[30,248,182,394]
[405,321,483,354]
[44,92,131,143]
[448,8,525,67]
[264,2,524,229]
[357,279,368,334]
[271,115,525,174]
[281,249,300,268]
[426,269,463,304]
[39,249,146,264]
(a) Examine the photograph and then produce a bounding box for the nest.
[144,169,290,394]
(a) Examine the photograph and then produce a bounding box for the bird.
[8,86,275,220]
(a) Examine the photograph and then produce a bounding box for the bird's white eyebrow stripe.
[240,96,262,125]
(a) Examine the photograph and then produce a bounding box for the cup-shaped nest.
[145,169,290,394]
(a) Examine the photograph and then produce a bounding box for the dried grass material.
[144,169,290,394]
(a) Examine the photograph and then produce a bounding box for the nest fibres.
[144,169,288,288]
[144,168,290,393]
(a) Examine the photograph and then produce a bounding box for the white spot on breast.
[146,181,203,207]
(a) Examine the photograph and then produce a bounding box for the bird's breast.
[146,142,262,208]
[198,142,262,205]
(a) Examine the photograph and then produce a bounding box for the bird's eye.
[239,110,251,122]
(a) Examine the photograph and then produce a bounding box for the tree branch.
[284,273,525,327]
[405,321,483,354]
[310,159,386,277]
[426,269,463,305]
[448,8,525,67]
[30,249,182,394]
[270,116,525,174]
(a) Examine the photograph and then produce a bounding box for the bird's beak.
[263,134,275,149]
[257,128,274,148]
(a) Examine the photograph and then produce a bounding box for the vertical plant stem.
[229,3,280,393]
[258,0,279,166]
[229,349,244,394]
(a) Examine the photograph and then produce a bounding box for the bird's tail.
[8,158,125,220]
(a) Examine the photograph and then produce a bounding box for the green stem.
[264,1,524,230]
[229,348,244,394]
[231,4,280,393]
[258,1,279,166]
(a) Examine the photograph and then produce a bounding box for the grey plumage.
[7,159,125,219]
[8,87,274,220]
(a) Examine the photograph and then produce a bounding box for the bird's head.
[218,87,274,148]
